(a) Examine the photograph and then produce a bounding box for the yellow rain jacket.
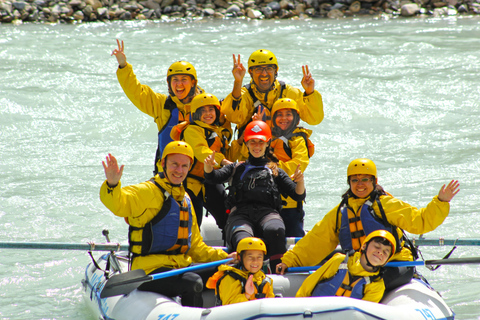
[117,63,204,132]
[271,127,313,209]
[99,174,228,275]
[296,252,385,303]
[282,195,450,268]
[221,80,324,128]
[206,264,275,305]
[171,120,234,197]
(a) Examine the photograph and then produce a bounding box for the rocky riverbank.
[1,0,479,23]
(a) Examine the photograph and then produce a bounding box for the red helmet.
[244,121,272,142]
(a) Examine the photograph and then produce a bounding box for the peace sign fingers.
[301,65,314,95]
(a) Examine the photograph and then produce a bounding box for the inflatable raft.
[82,222,455,320]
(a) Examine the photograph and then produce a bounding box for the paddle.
[0,241,129,251]
[100,258,233,299]
[284,237,480,247]
[286,257,480,273]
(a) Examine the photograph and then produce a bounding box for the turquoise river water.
[1,16,480,319]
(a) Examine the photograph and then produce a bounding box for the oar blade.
[100,269,151,299]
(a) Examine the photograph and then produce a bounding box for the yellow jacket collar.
[348,251,380,277]
[153,173,186,202]
[249,79,282,107]
[218,264,266,282]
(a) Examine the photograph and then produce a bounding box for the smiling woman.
[278,158,460,292]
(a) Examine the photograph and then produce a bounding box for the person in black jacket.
[204,120,305,271]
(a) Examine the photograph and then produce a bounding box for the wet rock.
[214,0,229,8]
[161,0,174,7]
[447,5,457,14]
[267,1,281,10]
[327,7,343,17]
[86,0,102,10]
[73,9,84,18]
[296,3,305,13]
[305,7,315,15]
[349,0,360,12]
[69,0,83,7]
[140,0,160,10]
[246,6,262,17]
[34,0,48,8]
[83,4,93,15]
[97,6,108,16]
[226,4,240,12]
[12,1,27,10]
[261,5,274,17]
[203,7,214,14]
[119,9,131,18]
[400,2,419,15]
[457,4,467,12]
[331,2,345,10]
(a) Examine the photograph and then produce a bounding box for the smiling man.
[111,39,205,174]
[222,49,324,137]
[100,141,235,308]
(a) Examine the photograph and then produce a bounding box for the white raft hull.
[82,253,455,320]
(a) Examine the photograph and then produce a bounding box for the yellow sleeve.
[278,135,310,175]
[362,279,386,303]
[378,195,450,234]
[116,63,170,130]
[296,253,345,297]
[188,211,228,263]
[99,180,161,220]
[221,89,255,127]
[283,85,324,126]
[183,126,226,165]
[282,205,340,268]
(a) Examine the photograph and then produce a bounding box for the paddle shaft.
[285,238,480,247]
[0,242,129,251]
[100,257,233,298]
[287,257,480,272]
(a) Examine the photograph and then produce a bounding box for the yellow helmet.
[237,237,267,255]
[248,49,278,71]
[347,158,377,179]
[161,141,194,165]
[167,61,197,81]
[271,98,300,116]
[190,93,220,114]
[361,230,396,263]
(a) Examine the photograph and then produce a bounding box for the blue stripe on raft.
[242,305,453,320]
[242,306,389,320]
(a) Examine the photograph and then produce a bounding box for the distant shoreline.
[1,0,478,24]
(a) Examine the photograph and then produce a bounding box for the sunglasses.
[252,66,276,74]
[350,178,372,183]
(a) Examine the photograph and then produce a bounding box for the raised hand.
[292,164,305,195]
[102,153,124,187]
[291,164,304,183]
[252,105,266,121]
[438,180,460,202]
[204,151,217,173]
[232,54,246,82]
[111,39,127,68]
[245,274,255,300]
[301,65,315,95]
